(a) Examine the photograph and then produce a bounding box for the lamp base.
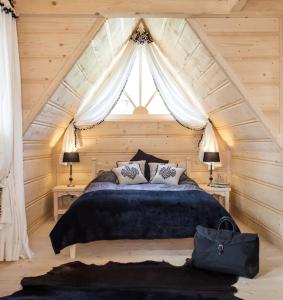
[67,183,75,187]
[208,163,213,186]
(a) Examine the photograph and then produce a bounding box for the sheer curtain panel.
[0,0,32,261]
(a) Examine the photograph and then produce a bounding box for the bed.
[50,157,233,258]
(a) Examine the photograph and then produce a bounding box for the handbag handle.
[217,216,236,232]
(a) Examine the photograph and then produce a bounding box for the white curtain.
[61,41,138,155]
[145,43,207,129]
[0,1,32,261]
[144,43,220,163]
[61,37,220,165]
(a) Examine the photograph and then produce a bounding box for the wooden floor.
[0,219,283,299]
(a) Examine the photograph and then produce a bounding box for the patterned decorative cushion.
[112,164,148,185]
[148,162,178,181]
[117,160,146,176]
[130,149,169,181]
[151,164,185,185]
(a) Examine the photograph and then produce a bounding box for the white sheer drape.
[0,2,32,261]
[144,43,220,164]
[61,38,220,165]
[61,41,138,154]
[145,43,207,129]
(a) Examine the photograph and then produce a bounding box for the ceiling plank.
[23,17,105,133]
[16,0,241,17]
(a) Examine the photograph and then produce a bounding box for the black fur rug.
[2,260,242,300]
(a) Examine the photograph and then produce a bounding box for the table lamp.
[203,152,220,186]
[63,152,80,187]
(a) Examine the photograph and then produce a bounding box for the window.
[110,47,170,116]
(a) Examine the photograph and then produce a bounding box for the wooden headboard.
[91,158,191,178]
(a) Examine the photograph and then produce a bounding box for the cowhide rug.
[2,260,243,300]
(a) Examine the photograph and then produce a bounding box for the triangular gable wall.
[145,17,281,152]
[24,17,282,153]
[23,18,138,146]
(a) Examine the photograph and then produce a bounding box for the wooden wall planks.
[17,16,103,130]
[231,150,283,248]
[196,17,281,134]
[145,17,280,152]
[194,17,283,248]
[19,17,138,232]
[54,121,229,186]
[23,141,54,233]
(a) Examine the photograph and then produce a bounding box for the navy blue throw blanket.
[50,189,231,254]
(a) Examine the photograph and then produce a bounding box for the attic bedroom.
[0,0,283,299]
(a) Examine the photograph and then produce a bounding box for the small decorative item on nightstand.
[203,151,220,186]
[63,152,80,187]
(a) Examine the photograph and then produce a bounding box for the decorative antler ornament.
[130,28,153,44]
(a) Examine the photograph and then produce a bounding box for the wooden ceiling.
[16,0,283,151]
[16,0,247,17]
[15,1,283,18]
[21,16,282,152]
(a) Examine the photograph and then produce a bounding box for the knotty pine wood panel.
[54,121,229,186]
[210,102,256,128]
[18,16,103,132]
[21,82,49,120]
[25,192,53,229]
[19,32,85,58]
[146,18,280,152]
[23,141,52,159]
[24,175,54,206]
[229,60,279,84]
[20,57,65,82]
[232,156,283,188]
[196,18,279,33]
[231,150,283,247]
[17,16,97,34]
[15,0,240,16]
[232,140,278,152]
[217,121,271,141]
[232,174,283,213]
[23,157,53,182]
[23,139,55,231]
[195,17,280,134]
[203,34,279,58]
[231,191,283,240]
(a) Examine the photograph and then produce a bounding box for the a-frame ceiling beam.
[16,0,249,17]
[23,17,105,133]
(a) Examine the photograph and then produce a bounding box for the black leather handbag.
[192,216,259,278]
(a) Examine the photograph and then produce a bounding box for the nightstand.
[52,185,86,222]
[199,184,231,212]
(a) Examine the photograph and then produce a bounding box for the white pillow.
[148,162,177,181]
[117,160,146,176]
[151,164,185,185]
[112,163,147,185]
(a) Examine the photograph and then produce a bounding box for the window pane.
[124,55,139,107]
[111,94,134,114]
[147,93,170,115]
[141,48,156,106]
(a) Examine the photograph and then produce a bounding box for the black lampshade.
[203,152,220,163]
[63,152,80,163]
